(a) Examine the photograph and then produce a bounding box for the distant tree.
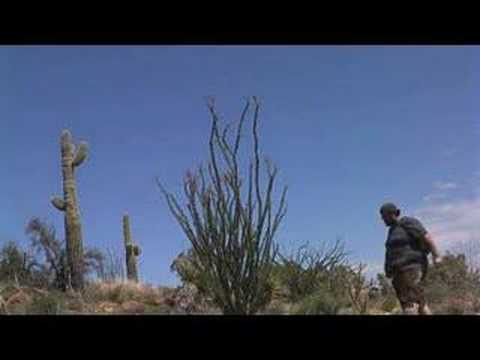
[0,241,34,284]
[450,237,480,272]
[25,217,105,291]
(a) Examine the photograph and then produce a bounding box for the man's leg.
[411,271,432,315]
[392,272,414,313]
[392,268,426,315]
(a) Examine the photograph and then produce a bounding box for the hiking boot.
[419,304,432,315]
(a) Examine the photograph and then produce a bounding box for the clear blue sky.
[1,46,478,285]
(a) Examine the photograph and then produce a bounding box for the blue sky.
[1,46,478,285]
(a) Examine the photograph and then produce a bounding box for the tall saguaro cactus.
[123,214,141,282]
[51,130,89,290]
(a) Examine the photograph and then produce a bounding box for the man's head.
[380,202,401,227]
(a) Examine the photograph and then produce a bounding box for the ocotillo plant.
[158,97,288,314]
[51,130,88,290]
[123,214,141,282]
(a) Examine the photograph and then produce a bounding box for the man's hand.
[432,255,443,265]
[424,233,442,264]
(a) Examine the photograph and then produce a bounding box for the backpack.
[398,222,431,280]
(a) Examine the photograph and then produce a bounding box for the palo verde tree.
[158,97,288,314]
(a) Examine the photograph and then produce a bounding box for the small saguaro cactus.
[123,214,141,283]
[51,129,89,291]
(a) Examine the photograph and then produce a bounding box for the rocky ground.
[0,281,219,315]
[1,280,479,315]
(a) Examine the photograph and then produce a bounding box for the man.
[380,202,442,315]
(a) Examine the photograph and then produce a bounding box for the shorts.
[391,268,427,314]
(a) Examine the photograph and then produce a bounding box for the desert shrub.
[170,249,212,296]
[144,303,172,314]
[269,240,376,314]
[83,282,137,304]
[343,263,372,314]
[97,247,125,283]
[293,282,349,315]
[25,218,105,291]
[423,252,480,313]
[376,273,398,312]
[380,293,398,313]
[0,241,31,283]
[104,284,132,303]
[377,273,394,296]
[435,298,466,315]
[0,241,51,287]
[158,98,287,314]
[82,281,161,306]
[273,240,348,303]
[262,301,289,315]
[424,253,480,291]
[26,291,66,314]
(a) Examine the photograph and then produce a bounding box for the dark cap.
[380,202,399,214]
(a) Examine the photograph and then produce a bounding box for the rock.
[6,291,31,306]
[169,283,215,314]
[96,301,119,313]
[152,297,164,306]
[174,283,199,313]
[68,299,86,312]
[120,301,145,314]
[337,307,355,315]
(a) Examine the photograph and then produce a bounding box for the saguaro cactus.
[51,130,88,290]
[123,214,141,282]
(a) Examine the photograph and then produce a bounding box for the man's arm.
[423,232,442,264]
[384,254,393,278]
[402,217,442,264]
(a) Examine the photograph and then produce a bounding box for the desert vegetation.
[1,98,478,315]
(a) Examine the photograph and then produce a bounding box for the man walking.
[380,202,442,315]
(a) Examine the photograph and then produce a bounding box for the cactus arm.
[123,214,131,246]
[72,141,88,167]
[51,196,66,211]
[133,244,141,257]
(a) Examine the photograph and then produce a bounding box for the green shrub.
[380,294,398,313]
[424,252,480,310]
[434,298,468,315]
[294,286,345,315]
[0,241,41,286]
[273,240,349,303]
[27,292,66,314]
[262,300,291,315]
[144,303,172,314]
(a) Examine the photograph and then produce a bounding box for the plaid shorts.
[391,268,426,314]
